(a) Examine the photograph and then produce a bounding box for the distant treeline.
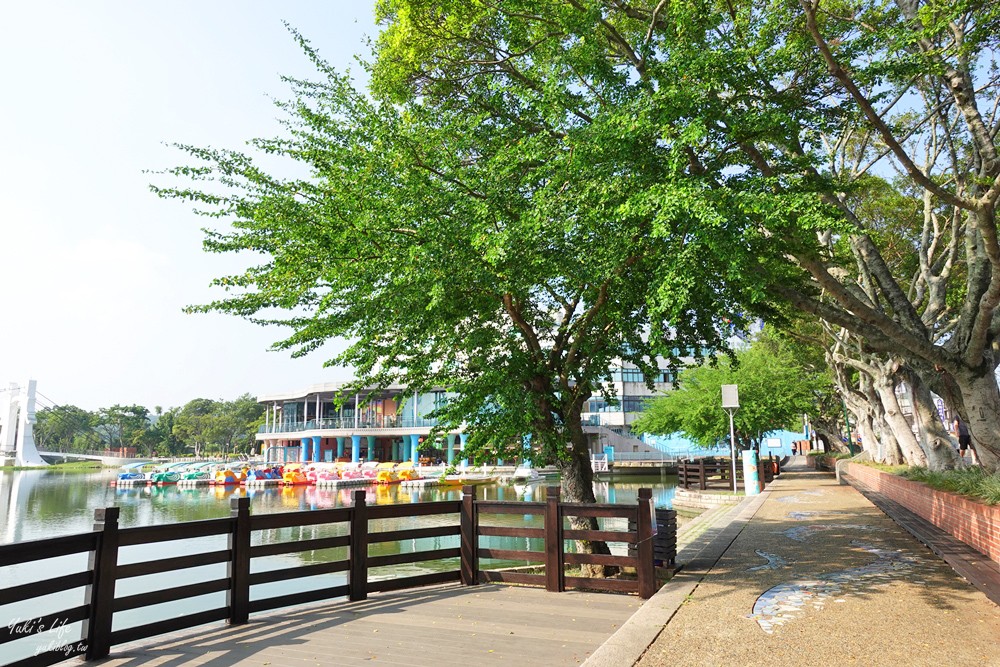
[34,394,264,457]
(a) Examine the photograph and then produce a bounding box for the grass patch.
[898,466,1000,505]
[858,461,909,475]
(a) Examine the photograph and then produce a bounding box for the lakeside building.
[255,366,680,465]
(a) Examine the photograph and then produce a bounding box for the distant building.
[256,364,673,464]
[256,357,803,464]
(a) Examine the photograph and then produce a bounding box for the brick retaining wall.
[843,462,1000,564]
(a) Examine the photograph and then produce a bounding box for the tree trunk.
[560,409,615,576]
[874,381,926,466]
[856,375,902,464]
[858,409,888,462]
[906,369,959,471]
[952,370,1000,471]
[814,429,840,453]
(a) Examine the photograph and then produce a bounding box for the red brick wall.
[844,462,1000,564]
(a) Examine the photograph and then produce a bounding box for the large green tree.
[634,329,829,449]
[368,0,1000,471]
[204,394,265,457]
[94,405,150,453]
[154,33,768,519]
[149,406,184,457]
[172,398,219,458]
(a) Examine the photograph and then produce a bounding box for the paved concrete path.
[97,583,640,667]
[627,462,1000,667]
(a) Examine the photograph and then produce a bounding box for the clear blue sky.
[0,1,378,410]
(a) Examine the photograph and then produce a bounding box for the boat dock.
[243,478,281,487]
[176,479,213,488]
[314,477,372,488]
[400,477,443,488]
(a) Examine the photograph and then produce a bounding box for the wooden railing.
[0,486,663,667]
[677,456,780,491]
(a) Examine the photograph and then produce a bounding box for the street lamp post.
[721,385,740,493]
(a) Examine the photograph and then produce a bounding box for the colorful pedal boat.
[374,462,399,484]
[282,469,310,485]
[150,471,181,484]
[246,467,281,482]
[215,469,245,485]
[396,462,419,481]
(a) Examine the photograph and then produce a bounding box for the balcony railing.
[258,416,440,434]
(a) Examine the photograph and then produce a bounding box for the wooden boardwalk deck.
[94,584,642,667]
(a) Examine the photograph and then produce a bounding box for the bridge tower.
[0,380,47,467]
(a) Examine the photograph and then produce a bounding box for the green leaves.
[634,327,830,449]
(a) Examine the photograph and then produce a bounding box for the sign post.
[721,385,740,493]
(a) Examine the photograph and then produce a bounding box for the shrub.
[898,466,1000,505]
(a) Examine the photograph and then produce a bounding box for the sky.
[0,1,378,411]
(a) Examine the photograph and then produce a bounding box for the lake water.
[0,469,678,663]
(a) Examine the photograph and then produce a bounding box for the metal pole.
[728,408,737,492]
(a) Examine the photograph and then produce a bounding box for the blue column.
[367,436,376,461]
[410,434,420,464]
[459,433,469,468]
[312,436,321,463]
[336,437,345,459]
[351,435,361,463]
[742,449,760,496]
[446,434,456,465]
[301,437,311,463]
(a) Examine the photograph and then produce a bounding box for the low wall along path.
[843,461,1000,564]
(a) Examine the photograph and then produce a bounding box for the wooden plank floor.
[95,584,642,667]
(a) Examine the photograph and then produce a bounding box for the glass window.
[620,368,644,383]
[586,398,607,413]
[621,397,650,413]
[611,368,674,383]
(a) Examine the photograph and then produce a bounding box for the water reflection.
[0,470,677,544]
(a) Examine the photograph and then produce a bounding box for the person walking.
[953,417,975,463]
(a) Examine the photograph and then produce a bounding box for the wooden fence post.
[636,488,656,599]
[84,507,119,660]
[228,497,251,625]
[698,460,707,490]
[349,489,369,601]
[544,486,564,592]
[460,485,478,586]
